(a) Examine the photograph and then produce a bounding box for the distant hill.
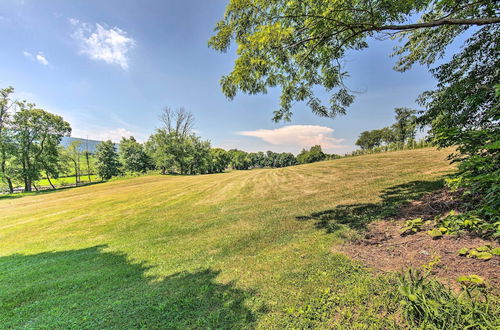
[60,137,118,153]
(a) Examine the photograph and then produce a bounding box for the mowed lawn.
[0,148,455,328]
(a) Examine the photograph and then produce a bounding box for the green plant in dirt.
[401,218,426,235]
[458,245,497,261]
[397,268,498,329]
[457,275,485,287]
[438,210,499,238]
[427,227,447,239]
[421,255,441,274]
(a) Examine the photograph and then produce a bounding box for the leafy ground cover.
[2,148,495,328]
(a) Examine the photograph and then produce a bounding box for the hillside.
[60,136,118,153]
[0,148,459,328]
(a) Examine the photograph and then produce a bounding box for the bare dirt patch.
[396,188,465,220]
[336,190,499,292]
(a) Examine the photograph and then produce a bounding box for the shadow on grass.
[0,245,260,328]
[297,179,444,233]
[0,181,104,200]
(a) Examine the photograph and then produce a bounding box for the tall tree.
[160,107,195,137]
[393,108,417,145]
[0,87,15,192]
[418,25,499,219]
[11,104,71,192]
[210,0,499,121]
[95,140,121,180]
[64,140,83,186]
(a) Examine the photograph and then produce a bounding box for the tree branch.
[375,17,500,31]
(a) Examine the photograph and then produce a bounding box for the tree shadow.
[0,245,260,328]
[296,179,444,233]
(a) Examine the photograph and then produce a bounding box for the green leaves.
[427,228,444,239]
[401,218,426,235]
[456,275,484,286]
[210,0,499,120]
[397,268,495,328]
[458,245,498,261]
[95,140,121,180]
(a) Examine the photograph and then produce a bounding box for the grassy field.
[0,175,99,193]
[34,175,99,187]
[0,148,457,328]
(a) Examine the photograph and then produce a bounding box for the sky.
[0,0,442,154]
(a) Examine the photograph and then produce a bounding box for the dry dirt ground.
[336,189,499,292]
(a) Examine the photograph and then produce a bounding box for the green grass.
[34,174,100,187]
[0,148,458,328]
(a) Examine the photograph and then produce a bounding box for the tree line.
[0,101,338,192]
[96,108,339,179]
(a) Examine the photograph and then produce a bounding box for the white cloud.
[23,51,49,65]
[36,53,49,65]
[72,127,144,143]
[23,51,33,59]
[238,125,346,153]
[70,18,135,69]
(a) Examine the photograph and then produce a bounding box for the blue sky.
[0,0,440,154]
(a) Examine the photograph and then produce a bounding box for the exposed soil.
[396,188,465,221]
[336,189,499,292]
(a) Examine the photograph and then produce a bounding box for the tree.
[277,152,297,167]
[355,130,384,150]
[146,130,214,175]
[228,149,252,170]
[393,108,417,145]
[418,25,499,220]
[297,145,326,164]
[119,136,151,173]
[160,107,195,137]
[210,1,499,121]
[64,140,83,186]
[210,148,231,173]
[11,104,71,192]
[95,140,121,180]
[0,87,15,192]
[307,145,326,163]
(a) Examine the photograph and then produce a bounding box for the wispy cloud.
[23,51,33,59]
[69,18,135,70]
[238,125,346,153]
[72,127,145,143]
[36,53,49,65]
[23,51,49,65]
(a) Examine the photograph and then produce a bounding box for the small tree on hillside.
[119,136,151,173]
[64,140,82,185]
[393,108,417,145]
[95,140,121,180]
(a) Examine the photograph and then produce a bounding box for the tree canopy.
[209,0,499,121]
[95,141,121,180]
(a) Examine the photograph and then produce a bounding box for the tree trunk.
[85,153,92,183]
[0,157,13,193]
[24,178,32,192]
[6,178,13,194]
[46,173,56,190]
[73,160,78,186]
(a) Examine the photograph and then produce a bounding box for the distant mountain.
[60,137,118,154]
